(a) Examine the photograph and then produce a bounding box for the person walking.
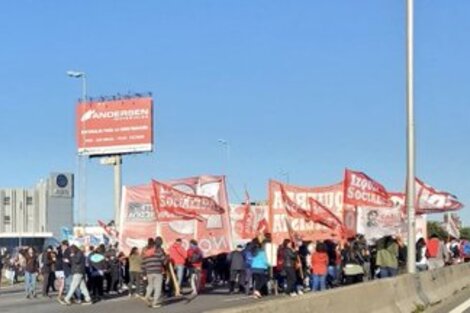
[128,247,142,298]
[54,244,66,300]
[89,245,106,300]
[227,245,245,294]
[311,242,328,292]
[168,239,187,288]
[186,240,203,296]
[282,239,298,297]
[41,246,56,297]
[60,244,92,306]
[250,241,268,299]
[20,247,39,299]
[142,236,167,308]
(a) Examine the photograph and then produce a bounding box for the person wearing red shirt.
[186,240,203,295]
[169,239,187,288]
[311,242,329,292]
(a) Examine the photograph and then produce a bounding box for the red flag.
[240,190,254,238]
[280,185,314,221]
[98,220,119,239]
[415,178,463,214]
[152,180,225,221]
[256,218,269,234]
[343,169,393,207]
[308,197,343,231]
[284,216,302,243]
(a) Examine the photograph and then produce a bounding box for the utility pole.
[405,0,416,274]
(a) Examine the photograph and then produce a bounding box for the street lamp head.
[218,139,228,145]
[66,70,85,78]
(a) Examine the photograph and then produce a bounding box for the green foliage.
[427,221,448,240]
[460,227,470,240]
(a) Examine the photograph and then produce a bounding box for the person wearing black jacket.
[89,245,106,300]
[282,239,298,297]
[227,245,245,294]
[41,246,56,297]
[60,244,92,306]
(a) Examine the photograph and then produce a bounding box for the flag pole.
[405,0,417,274]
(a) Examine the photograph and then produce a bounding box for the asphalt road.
[427,286,470,313]
[0,284,268,313]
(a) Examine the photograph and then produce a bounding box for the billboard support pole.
[114,155,122,229]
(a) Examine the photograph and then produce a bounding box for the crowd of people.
[0,233,467,309]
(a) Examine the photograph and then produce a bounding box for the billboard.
[76,97,153,156]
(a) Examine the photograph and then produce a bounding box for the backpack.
[427,239,440,258]
[463,242,470,256]
[190,249,202,264]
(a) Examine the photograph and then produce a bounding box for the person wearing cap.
[60,243,92,306]
[169,238,187,288]
[227,245,246,294]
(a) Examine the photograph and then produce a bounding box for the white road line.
[450,298,470,313]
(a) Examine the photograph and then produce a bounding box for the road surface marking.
[450,298,470,313]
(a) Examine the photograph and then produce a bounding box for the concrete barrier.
[206,263,470,313]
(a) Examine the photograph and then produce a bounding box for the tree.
[427,221,448,240]
[460,227,470,240]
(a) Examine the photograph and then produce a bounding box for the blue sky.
[0,1,469,225]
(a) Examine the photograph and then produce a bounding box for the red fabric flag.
[284,216,302,243]
[415,178,463,214]
[240,190,254,238]
[152,180,225,221]
[308,197,343,231]
[280,185,314,221]
[343,169,393,207]
[97,220,119,239]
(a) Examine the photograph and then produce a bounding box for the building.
[0,172,74,248]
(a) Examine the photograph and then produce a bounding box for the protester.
[20,247,39,299]
[251,241,268,299]
[341,241,364,285]
[142,236,167,308]
[54,244,66,300]
[416,238,428,272]
[427,234,449,270]
[311,242,328,292]
[128,247,142,298]
[168,239,187,288]
[89,244,106,300]
[187,239,204,296]
[41,246,57,297]
[376,236,399,278]
[60,243,92,305]
[281,239,299,297]
[227,244,245,294]
[243,242,254,295]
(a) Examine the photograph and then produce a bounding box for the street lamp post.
[280,170,290,184]
[405,0,416,274]
[67,70,87,226]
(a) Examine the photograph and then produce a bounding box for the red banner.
[268,180,351,244]
[343,169,392,207]
[158,175,233,256]
[118,185,158,254]
[119,176,233,256]
[152,180,224,221]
